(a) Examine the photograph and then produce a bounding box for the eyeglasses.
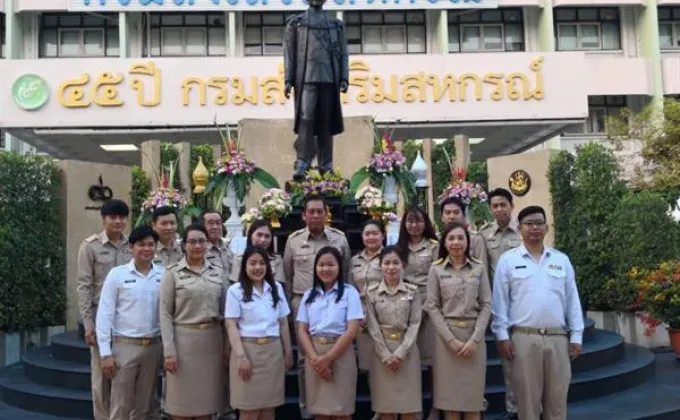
[406,220,425,225]
[185,239,207,246]
[521,221,546,228]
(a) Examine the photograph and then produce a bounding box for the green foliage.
[0,153,66,332]
[160,143,181,189]
[466,161,489,190]
[432,139,455,201]
[549,151,577,253]
[190,144,216,214]
[402,140,420,168]
[130,165,151,224]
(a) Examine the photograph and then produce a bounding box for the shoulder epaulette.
[327,227,346,236]
[167,262,180,270]
[429,238,439,245]
[85,234,99,243]
[289,228,306,238]
[470,256,482,265]
[433,258,445,265]
[478,221,490,232]
[404,282,418,291]
[367,283,380,293]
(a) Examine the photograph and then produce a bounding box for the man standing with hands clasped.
[492,205,584,420]
[96,226,164,420]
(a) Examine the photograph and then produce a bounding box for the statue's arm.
[284,19,297,86]
[338,20,349,84]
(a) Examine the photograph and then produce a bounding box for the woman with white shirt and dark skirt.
[296,246,364,420]
[224,246,294,420]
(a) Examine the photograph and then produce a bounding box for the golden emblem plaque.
[508,170,531,196]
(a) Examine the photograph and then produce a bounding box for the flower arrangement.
[355,185,397,224]
[240,207,263,226]
[135,160,199,228]
[205,122,280,209]
[350,122,416,204]
[259,188,292,228]
[288,167,350,206]
[633,261,680,333]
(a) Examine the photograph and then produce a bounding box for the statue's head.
[308,0,326,7]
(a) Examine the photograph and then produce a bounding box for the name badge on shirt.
[124,279,136,284]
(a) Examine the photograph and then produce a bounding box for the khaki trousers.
[90,344,111,420]
[501,358,518,413]
[291,294,307,410]
[510,332,571,420]
[110,340,163,420]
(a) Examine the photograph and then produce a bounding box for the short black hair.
[440,196,467,215]
[200,209,222,222]
[488,188,513,205]
[151,206,177,222]
[303,195,327,211]
[129,226,159,245]
[100,199,129,217]
[517,205,546,223]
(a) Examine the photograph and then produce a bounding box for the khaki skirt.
[165,324,224,417]
[230,337,286,410]
[369,335,422,414]
[306,340,357,416]
[356,328,373,371]
[433,322,486,412]
[417,313,435,366]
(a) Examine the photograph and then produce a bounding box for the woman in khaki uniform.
[366,246,422,419]
[229,220,285,287]
[160,224,225,420]
[225,246,294,420]
[296,246,364,420]
[425,221,491,420]
[348,219,385,371]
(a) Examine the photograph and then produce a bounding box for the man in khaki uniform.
[283,196,351,419]
[77,199,133,420]
[480,188,521,420]
[96,226,163,420]
[439,196,487,265]
[201,209,237,420]
[151,206,183,267]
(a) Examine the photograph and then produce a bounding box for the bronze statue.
[284,0,349,181]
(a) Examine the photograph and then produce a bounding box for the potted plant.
[135,160,200,229]
[350,124,416,206]
[634,261,680,357]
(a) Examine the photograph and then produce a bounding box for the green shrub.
[130,166,152,224]
[0,153,66,332]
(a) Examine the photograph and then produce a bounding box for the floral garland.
[437,168,489,206]
[288,168,350,206]
[355,185,398,225]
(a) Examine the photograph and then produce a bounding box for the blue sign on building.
[69,0,498,11]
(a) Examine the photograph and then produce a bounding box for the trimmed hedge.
[0,153,66,332]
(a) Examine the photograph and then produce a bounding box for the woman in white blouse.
[224,245,294,420]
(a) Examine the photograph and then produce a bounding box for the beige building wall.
[58,160,132,330]
[240,116,374,209]
[487,150,557,247]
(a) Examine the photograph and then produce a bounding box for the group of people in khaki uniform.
[79,186,584,420]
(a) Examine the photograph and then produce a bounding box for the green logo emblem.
[12,74,50,111]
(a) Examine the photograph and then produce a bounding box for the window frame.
[39,13,119,58]
[554,7,621,52]
[146,12,226,57]
[344,11,427,55]
[448,8,524,53]
[658,7,680,50]
[1,13,5,58]
[243,12,295,57]
[564,96,626,135]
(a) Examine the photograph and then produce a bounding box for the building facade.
[0,0,676,164]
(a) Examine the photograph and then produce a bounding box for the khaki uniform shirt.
[229,253,286,286]
[348,249,383,307]
[480,220,521,280]
[282,227,352,296]
[403,238,439,295]
[366,280,422,362]
[159,258,225,357]
[154,241,183,267]
[207,239,232,284]
[424,257,492,344]
[77,231,133,331]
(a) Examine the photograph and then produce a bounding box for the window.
[244,12,296,56]
[40,13,119,58]
[147,13,226,57]
[658,8,680,49]
[448,9,524,52]
[344,11,426,54]
[564,96,626,134]
[1,14,5,58]
[555,8,621,51]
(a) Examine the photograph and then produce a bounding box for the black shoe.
[498,412,519,420]
[217,413,238,420]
